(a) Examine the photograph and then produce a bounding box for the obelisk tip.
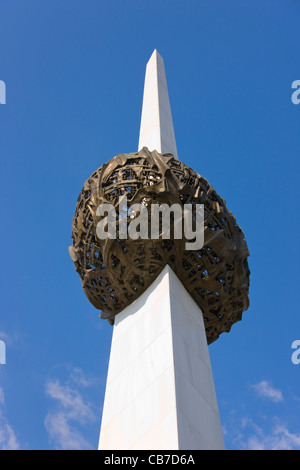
[138,51,178,159]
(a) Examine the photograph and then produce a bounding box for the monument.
[69,50,250,450]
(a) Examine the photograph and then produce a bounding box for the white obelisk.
[98,51,225,450]
[138,50,178,159]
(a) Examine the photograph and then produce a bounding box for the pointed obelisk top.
[138,49,178,159]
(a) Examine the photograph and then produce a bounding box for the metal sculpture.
[70,147,250,344]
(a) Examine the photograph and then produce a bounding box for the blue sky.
[0,0,299,450]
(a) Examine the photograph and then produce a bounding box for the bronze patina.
[70,147,250,344]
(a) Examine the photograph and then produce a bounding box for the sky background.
[0,0,299,450]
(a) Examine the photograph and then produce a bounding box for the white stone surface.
[138,50,178,159]
[98,265,225,450]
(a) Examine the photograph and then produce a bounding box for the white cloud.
[0,418,21,451]
[246,422,300,450]
[44,369,97,450]
[0,332,9,341]
[69,367,98,388]
[252,380,283,403]
[0,388,21,450]
[0,330,21,345]
[45,411,93,451]
[226,414,300,450]
[45,379,95,424]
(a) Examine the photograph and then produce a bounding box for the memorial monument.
[69,50,250,450]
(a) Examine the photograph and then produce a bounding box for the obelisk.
[138,50,178,159]
[98,50,225,450]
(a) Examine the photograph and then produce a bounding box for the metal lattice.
[70,148,250,344]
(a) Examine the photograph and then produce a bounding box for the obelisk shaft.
[138,50,178,159]
[99,266,224,450]
[98,51,225,450]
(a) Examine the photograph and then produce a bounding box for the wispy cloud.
[0,388,21,450]
[252,380,283,403]
[69,366,98,388]
[45,410,93,451]
[224,378,300,450]
[0,331,9,341]
[45,380,95,424]
[44,368,98,450]
[0,330,22,345]
[0,331,23,450]
[241,419,300,450]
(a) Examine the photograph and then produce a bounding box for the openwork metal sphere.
[70,148,250,344]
